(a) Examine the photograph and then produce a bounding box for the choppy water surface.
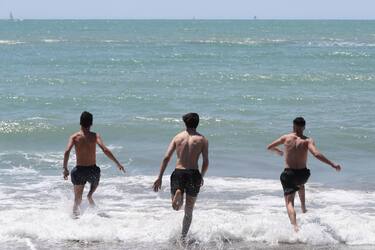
[0,20,374,249]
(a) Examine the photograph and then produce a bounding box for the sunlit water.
[0,20,374,249]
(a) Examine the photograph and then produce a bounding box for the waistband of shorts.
[284,167,309,172]
[75,165,98,169]
[174,168,200,172]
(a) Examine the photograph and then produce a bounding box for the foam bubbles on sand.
[0,174,374,249]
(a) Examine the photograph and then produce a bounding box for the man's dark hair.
[182,113,199,129]
[293,117,306,127]
[80,111,93,128]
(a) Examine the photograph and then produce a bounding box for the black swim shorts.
[170,169,202,197]
[71,165,101,186]
[280,168,310,196]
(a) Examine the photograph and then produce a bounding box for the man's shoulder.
[199,133,207,141]
[305,136,313,142]
[71,131,97,140]
[195,133,207,145]
[175,131,206,140]
[68,132,80,144]
[89,132,98,141]
[283,133,295,139]
[175,131,186,138]
[71,132,81,138]
[192,131,206,140]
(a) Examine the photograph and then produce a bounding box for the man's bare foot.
[172,189,182,210]
[87,196,96,207]
[180,235,187,245]
[293,224,299,232]
[72,207,80,219]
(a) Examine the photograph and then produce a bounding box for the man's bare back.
[282,133,310,169]
[174,130,207,170]
[71,131,97,166]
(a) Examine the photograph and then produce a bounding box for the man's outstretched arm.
[96,134,125,172]
[201,139,209,178]
[63,135,74,180]
[267,136,285,156]
[308,139,341,171]
[200,138,209,186]
[153,138,176,192]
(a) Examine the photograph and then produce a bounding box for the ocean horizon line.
[1,18,375,21]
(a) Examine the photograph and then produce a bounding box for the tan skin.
[153,128,209,238]
[63,126,125,215]
[267,125,341,231]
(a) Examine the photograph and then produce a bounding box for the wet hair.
[80,111,93,128]
[293,117,306,127]
[182,113,199,129]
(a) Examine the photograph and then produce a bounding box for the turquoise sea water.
[0,20,374,249]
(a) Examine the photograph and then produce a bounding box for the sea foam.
[0,175,374,249]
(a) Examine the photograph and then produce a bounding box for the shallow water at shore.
[0,175,374,249]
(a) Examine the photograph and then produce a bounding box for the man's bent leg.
[73,185,85,216]
[298,185,307,213]
[284,192,298,232]
[172,189,183,211]
[87,183,98,207]
[182,195,197,238]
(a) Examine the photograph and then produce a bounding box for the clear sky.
[1,0,374,20]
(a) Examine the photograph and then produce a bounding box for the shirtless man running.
[153,113,209,240]
[63,111,125,216]
[267,117,341,231]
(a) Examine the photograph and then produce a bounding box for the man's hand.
[153,177,162,192]
[276,149,284,157]
[268,145,284,157]
[117,164,125,173]
[332,163,341,172]
[63,168,69,180]
[200,177,204,187]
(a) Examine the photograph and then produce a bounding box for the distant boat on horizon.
[253,16,257,20]
[8,11,21,22]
